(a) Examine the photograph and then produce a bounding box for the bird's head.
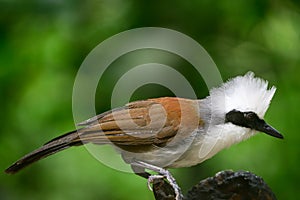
[207,71,283,139]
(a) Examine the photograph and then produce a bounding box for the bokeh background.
[1,1,299,199]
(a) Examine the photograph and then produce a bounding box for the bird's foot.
[133,161,183,200]
[147,174,164,190]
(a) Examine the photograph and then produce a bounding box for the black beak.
[256,120,284,139]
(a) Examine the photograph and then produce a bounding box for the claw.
[147,174,164,191]
[132,161,183,200]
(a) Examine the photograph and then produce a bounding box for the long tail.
[5,130,82,174]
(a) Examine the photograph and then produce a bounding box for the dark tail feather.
[5,130,81,174]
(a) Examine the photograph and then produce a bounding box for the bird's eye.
[244,112,256,120]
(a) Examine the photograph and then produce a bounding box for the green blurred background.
[1,0,299,199]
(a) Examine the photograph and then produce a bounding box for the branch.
[152,170,277,200]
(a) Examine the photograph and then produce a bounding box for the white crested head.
[208,71,276,119]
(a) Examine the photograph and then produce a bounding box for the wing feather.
[74,97,201,148]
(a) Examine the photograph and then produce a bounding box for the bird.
[5,71,283,200]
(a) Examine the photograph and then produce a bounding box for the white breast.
[169,124,255,168]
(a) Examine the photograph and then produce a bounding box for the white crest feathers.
[209,71,276,118]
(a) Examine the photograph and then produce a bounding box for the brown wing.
[74,97,202,149]
[4,97,202,174]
